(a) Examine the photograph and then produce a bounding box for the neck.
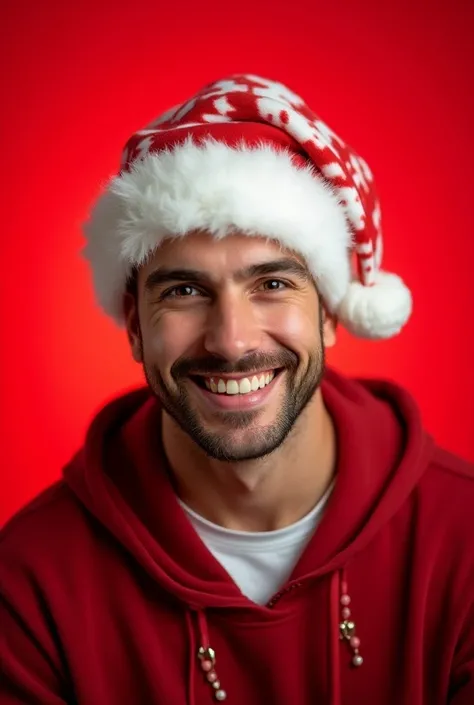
[161,389,337,532]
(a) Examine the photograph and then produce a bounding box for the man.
[1,74,473,704]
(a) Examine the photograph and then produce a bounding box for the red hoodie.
[1,368,473,704]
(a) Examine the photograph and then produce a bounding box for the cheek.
[264,303,320,351]
[141,312,204,367]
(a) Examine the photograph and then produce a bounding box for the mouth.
[186,368,285,412]
[190,369,281,396]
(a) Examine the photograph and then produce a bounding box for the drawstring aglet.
[339,588,364,667]
[198,646,227,701]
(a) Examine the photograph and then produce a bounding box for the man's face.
[125,232,336,461]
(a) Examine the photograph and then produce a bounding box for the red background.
[1,0,473,526]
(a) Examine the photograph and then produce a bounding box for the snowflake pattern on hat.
[123,75,381,289]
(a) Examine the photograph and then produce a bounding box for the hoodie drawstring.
[187,570,363,704]
[187,608,227,703]
[330,570,342,705]
[331,568,364,704]
[186,611,197,705]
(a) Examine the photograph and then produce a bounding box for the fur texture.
[338,271,413,339]
[82,138,353,324]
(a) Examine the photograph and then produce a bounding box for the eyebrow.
[144,258,311,292]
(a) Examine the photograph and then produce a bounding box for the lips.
[200,371,276,395]
[188,368,283,411]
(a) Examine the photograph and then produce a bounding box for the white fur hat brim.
[83,138,352,317]
[82,137,412,338]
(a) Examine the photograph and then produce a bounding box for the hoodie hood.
[64,367,433,606]
[63,366,435,704]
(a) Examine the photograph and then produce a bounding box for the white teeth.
[201,372,277,396]
[239,378,251,394]
[226,380,239,395]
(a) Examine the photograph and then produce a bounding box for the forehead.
[139,231,305,280]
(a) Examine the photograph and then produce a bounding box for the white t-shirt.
[179,481,334,605]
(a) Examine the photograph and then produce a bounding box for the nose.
[203,290,262,363]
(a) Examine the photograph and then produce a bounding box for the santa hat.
[83,74,412,339]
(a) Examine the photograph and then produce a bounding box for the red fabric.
[1,368,473,704]
[122,74,382,287]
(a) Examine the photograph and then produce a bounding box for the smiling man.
[133,234,329,467]
[1,75,473,705]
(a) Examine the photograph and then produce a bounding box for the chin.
[189,411,293,462]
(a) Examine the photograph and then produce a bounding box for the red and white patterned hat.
[83,74,412,339]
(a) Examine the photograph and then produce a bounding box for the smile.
[204,371,276,396]
[191,369,280,395]
[188,368,283,411]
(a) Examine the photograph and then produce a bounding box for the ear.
[123,292,143,363]
[321,302,338,349]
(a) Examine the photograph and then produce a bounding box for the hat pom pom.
[337,271,412,340]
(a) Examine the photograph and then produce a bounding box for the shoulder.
[0,475,100,586]
[2,480,76,536]
[429,444,474,483]
[423,444,474,504]
[1,474,88,539]
[416,446,474,560]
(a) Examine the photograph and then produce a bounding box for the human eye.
[258,279,289,292]
[161,284,204,300]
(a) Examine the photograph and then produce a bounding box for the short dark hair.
[125,268,138,298]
